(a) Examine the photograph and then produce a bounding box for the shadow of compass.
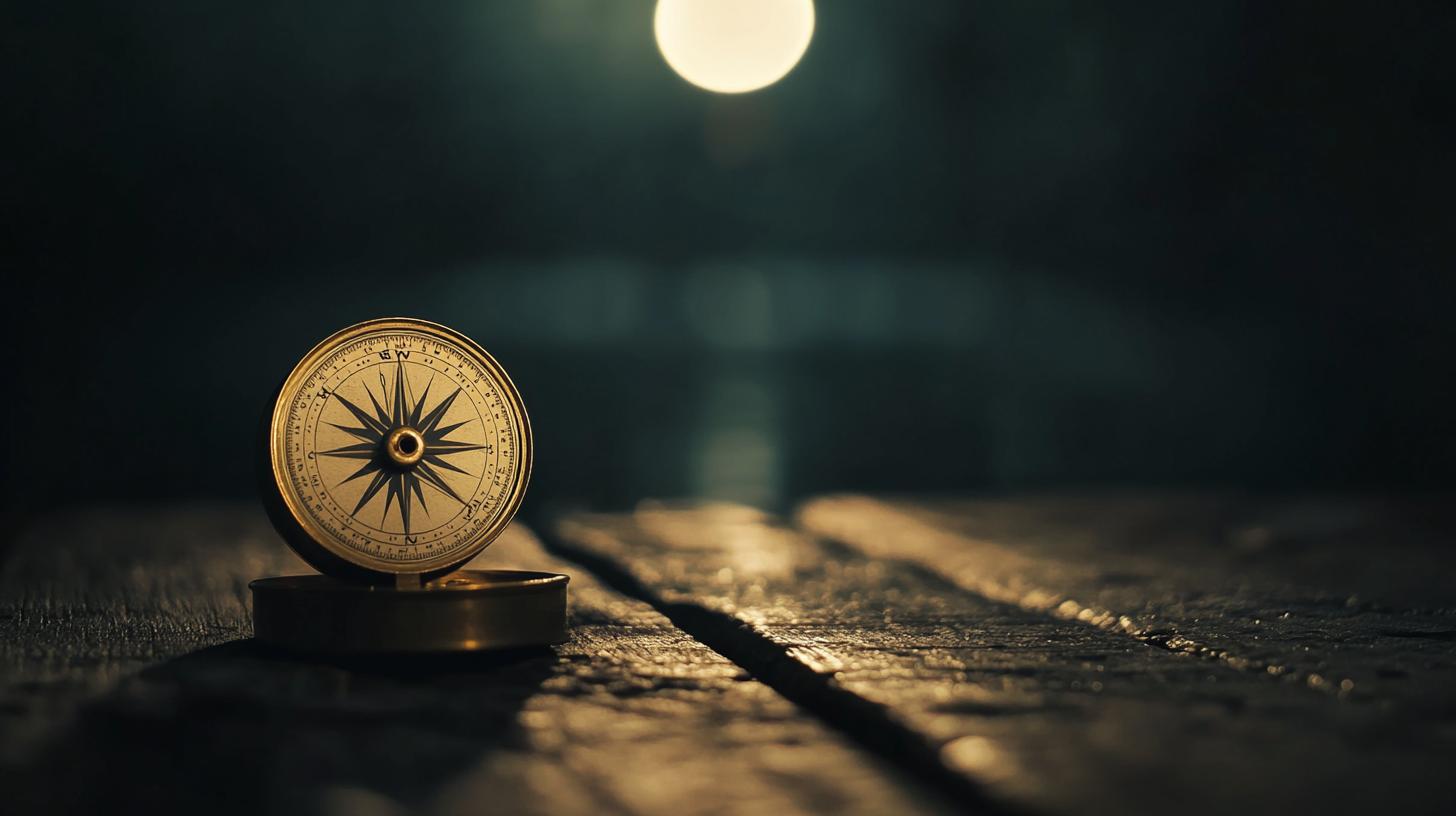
[0,503,566,814]
[8,639,555,816]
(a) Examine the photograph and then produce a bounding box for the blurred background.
[5,1,1455,517]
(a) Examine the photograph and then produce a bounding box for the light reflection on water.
[692,374,782,507]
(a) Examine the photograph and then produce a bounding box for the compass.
[251,317,567,653]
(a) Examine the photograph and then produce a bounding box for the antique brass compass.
[252,317,567,653]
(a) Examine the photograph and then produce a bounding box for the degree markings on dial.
[306,356,491,542]
[281,330,521,562]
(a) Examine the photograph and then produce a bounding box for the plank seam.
[538,526,1028,816]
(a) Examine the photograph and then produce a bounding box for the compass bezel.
[263,317,533,581]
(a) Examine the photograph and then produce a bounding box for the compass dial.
[265,318,531,579]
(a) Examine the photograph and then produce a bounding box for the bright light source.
[654,0,815,94]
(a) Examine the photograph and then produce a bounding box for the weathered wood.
[798,493,1456,706]
[553,501,1456,816]
[0,504,943,815]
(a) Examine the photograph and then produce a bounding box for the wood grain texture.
[798,493,1456,705]
[0,504,942,816]
[554,501,1456,816]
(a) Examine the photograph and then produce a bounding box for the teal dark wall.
[6,2,1455,510]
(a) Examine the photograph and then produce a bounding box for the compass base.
[250,569,568,654]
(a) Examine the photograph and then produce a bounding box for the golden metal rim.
[250,570,568,653]
[250,570,568,595]
[267,317,534,578]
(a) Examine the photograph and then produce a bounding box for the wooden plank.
[553,502,1456,816]
[798,493,1456,705]
[0,504,944,815]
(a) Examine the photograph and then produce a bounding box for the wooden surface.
[799,495,1456,706]
[0,505,939,816]
[3,495,1454,815]
[553,496,1456,816]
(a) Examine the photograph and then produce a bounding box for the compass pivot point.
[385,426,426,468]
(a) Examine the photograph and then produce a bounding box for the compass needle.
[429,419,474,441]
[396,472,412,536]
[320,441,378,458]
[415,461,466,504]
[409,474,429,516]
[365,380,392,429]
[423,453,473,477]
[390,361,406,427]
[409,374,435,427]
[352,469,391,517]
[320,450,376,460]
[338,459,381,486]
[332,393,388,436]
[428,440,486,454]
[418,388,462,436]
[383,473,402,530]
[327,421,378,443]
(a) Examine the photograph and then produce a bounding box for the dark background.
[6,1,1455,516]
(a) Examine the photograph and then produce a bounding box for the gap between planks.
[535,518,1026,816]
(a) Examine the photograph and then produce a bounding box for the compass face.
[268,318,531,576]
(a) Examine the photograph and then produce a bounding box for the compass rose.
[320,358,484,535]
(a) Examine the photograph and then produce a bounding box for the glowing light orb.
[654,0,815,94]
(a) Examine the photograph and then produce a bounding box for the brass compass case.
[262,317,533,582]
[254,318,565,654]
